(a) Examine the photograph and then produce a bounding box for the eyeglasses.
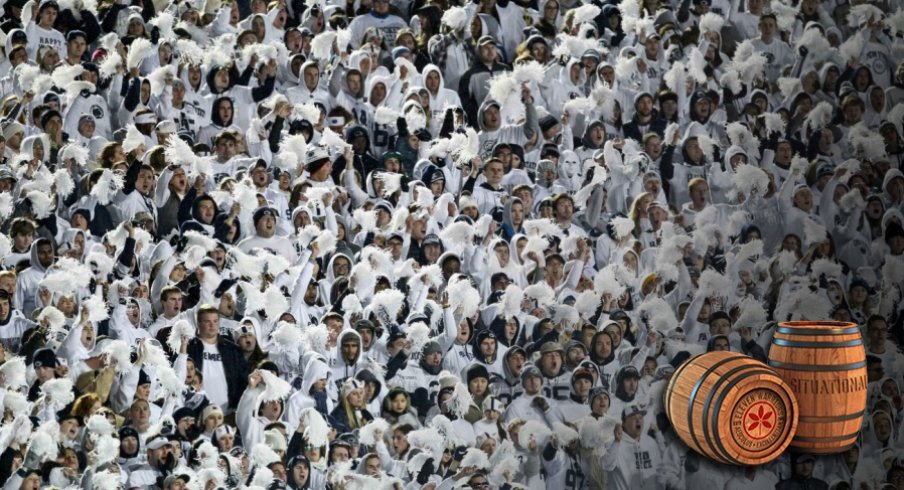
[469,482,490,489]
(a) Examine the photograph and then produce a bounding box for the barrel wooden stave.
[665,351,798,466]
[768,321,867,454]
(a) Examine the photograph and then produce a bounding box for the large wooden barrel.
[768,321,867,454]
[664,351,798,465]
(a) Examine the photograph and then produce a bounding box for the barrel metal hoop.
[771,338,863,348]
[792,432,860,443]
[775,327,860,335]
[768,360,866,371]
[665,354,696,419]
[687,356,744,461]
[798,410,865,423]
[707,368,782,464]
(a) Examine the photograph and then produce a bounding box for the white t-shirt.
[202,341,230,409]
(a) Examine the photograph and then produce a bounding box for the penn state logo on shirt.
[92,105,105,119]
[763,52,775,63]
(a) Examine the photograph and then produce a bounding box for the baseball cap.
[477,35,496,47]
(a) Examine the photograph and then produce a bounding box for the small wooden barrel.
[664,351,798,465]
[768,321,867,454]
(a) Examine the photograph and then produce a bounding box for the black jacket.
[186,336,249,409]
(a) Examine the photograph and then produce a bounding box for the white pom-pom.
[611,216,635,240]
[734,296,767,330]
[314,230,337,258]
[319,127,350,152]
[574,290,602,319]
[166,320,195,354]
[372,289,406,325]
[447,276,480,319]
[441,6,468,29]
[374,106,401,125]
[579,415,618,448]
[86,413,115,436]
[804,218,827,247]
[638,297,679,334]
[552,422,580,445]
[122,124,145,154]
[698,269,731,300]
[840,34,865,64]
[0,356,27,388]
[460,448,491,469]
[82,294,109,322]
[26,190,53,219]
[404,108,427,133]
[269,321,302,354]
[358,418,390,446]
[518,420,552,448]
[127,37,153,69]
[406,426,445,460]
[699,12,724,34]
[499,284,524,320]
[41,378,75,407]
[732,164,770,198]
[303,323,330,355]
[300,407,330,446]
[0,193,12,221]
[102,339,133,373]
[803,101,833,135]
[37,306,66,332]
[91,169,123,205]
[523,283,556,308]
[573,3,601,24]
[310,31,336,60]
[251,443,281,467]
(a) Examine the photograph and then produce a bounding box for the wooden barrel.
[664,351,798,465]
[768,321,867,454]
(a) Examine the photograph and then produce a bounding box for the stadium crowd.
[0,0,903,488]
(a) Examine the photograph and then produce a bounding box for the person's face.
[136,168,154,194]
[424,351,442,367]
[858,318,888,346]
[547,258,564,278]
[567,346,586,366]
[483,105,500,130]
[425,70,442,94]
[250,165,269,187]
[292,462,310,485]
[237,331,257,353]
[468,376,488,396]
[636,96,653,116]
[530,42,548,62]
[595,334,612,358]
[390,393,409,414]
[591,394,610,415]
[341,340,359,362]
[198,312,220,340]
[347,73,362,94]
[494,243,509,267]
[479,43,497,64]
[506,350,525,374]
[541,351,562,374]
[759,17,776,39]
[480,338,496,357]
[429,177,445,196]
[217,138,236,161]
[36,243,54,268]
[484,161,504,184]
[256,214,276,237]
[130,400,150,423]
[712,337,730,351]
[623,412,644,439]
[555,198,573,221]
[523,376,541,394]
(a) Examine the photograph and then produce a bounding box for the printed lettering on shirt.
[635,450,652,469]
[204,351,222,362]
